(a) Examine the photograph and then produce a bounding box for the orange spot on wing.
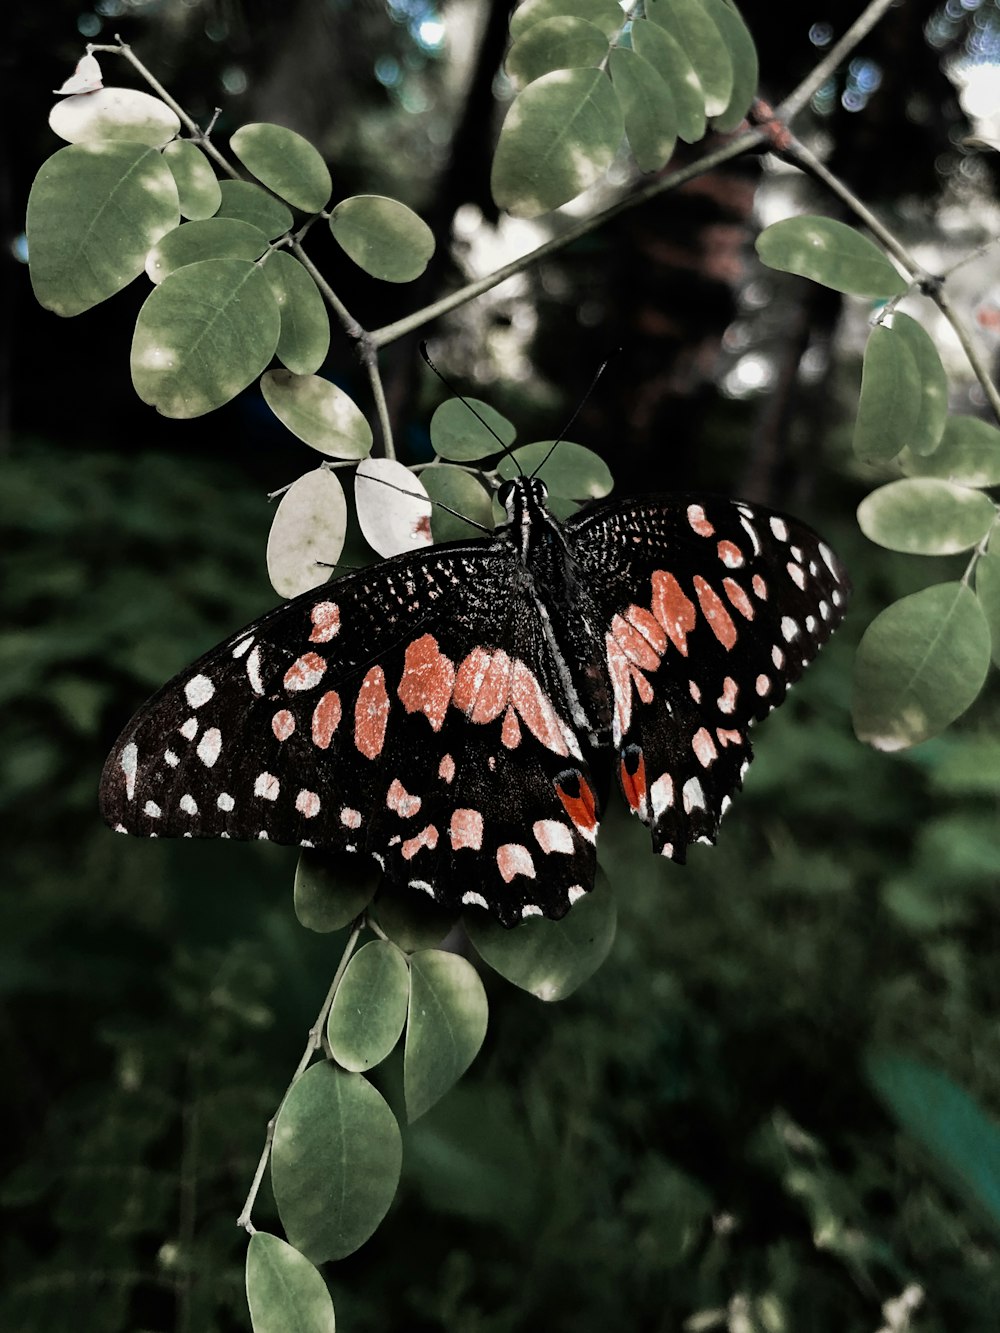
[284,651,327,692]
[397,633,455,732]
[693,576,737,650]
[511,661,571,756]
[449,808,483,850]
[308,601,340,643]
[692,727,718,767]
[272,709,295,742]
[501,705,521,749]
[611,612,661,670]
[620,749,648,814]
[402,824,438,860]
[716,727,744,747]
[651,571,697,656]
[311,690,342,749]
[723,578,755,620]
[354,667,389,759]
[555,772,598,842]
[717,540,744,568]
[624,604,667,655]
[453,647,512,723]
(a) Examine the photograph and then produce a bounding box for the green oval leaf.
[466,865,616,1001]
[217,179,293,239]
[866,1052,1000,1237]
[370,886,458,953]
[27,142,179,317]
[294,849,378,934]
[505,16,609,90]
[496,440,613,498]
[702,0,758,131]
[491,67,624,217]
[271,1062,402,1263]
[421,465,495,542]
[647,0,733,118]
[328,941,410,1072]
[852,322,922,463]
[891,313,949,457]
[509,0,625,41]
[430,397,516,461]
[609,47,677,173]
[162,139,222,220]
[974,552,1000,668]
[329,195,434,283]
[145,217,269,284]
[231,122,332,213]
[405,950,488,1122]
[263,251,331,376]
[261,371,372,459]
[246,1233,336,1333]
[266,467,347,599]
[756,216,907,298]
[857,479,995,555]
[131,258,280,418]
[902,415,1000,487]
[49,86,180,147]
[852,582,991,750]
[630,19,706,144]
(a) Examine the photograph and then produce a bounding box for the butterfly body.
[100,478,850,926]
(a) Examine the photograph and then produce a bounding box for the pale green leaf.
[328,941,410,1073]
[246,1233,336,1333]
[902,415,1000,487]
[852,323,922,463]
[261,370,372,458]
[329,195,434,282]
[630,19,706,144]
[974,552,1000,667]
[370,887,458,953]
[162,139,221,221]
[857,479,995,555]
[852,582,991,750]
[405,950,488,1122]
[130,258,280,418]
[271,1062,402,1262]
[49,87,180,147]
[231,122,332,213]
[430,397,516,461]
[647,0,733,117]
[266,467,347,599]
[145,217,269,284]
[702,0,758,131]
[421,466,495,541]
[891,314,949,456]
[509,0,625,41]
[491,68,624,217]
[263,251,331,376]
[27,142,179,317]
[609,47,677,173]
[466,866,616,1000]
[505,16,609,90]
[496,440,613,498]
[866,1052,1000,1236]
[293,850,378,934]
[217,179,293,239]
[756,216,907,298]
[355,459,433,558]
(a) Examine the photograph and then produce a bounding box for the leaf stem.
[89,37,240,179]
[236,915,366,1234]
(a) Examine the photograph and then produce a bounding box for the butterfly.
[100,474,850,927]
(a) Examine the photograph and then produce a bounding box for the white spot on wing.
[180,717,198,741]
[217,792,235,812]
[462,891,488,909]
[682,777,705,813]
[180,794,198,815]
[255,772,279,800]
[246,645,264,695]
[769,516,789,542]
[184,674,214,708]
[121,743,138,800]
[196,727,222,767]
[144,800,161,819]
[781,616,799,642]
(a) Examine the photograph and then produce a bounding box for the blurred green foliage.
[4,439,1000,1331]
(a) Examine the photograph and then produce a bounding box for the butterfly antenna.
[419,341,522,477]
[530,348,621,478]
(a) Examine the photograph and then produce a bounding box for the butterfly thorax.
[497,476,612,746]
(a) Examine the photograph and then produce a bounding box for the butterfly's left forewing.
[566,494,850,860]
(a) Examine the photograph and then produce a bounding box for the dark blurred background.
[5,1,1000,1329]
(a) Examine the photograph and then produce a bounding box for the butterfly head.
[497,475,548,525]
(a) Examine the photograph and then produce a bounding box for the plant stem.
[782,135,1000,425]
[89,37,239,179]
[776,0,901,123]
[236,915,366,1234]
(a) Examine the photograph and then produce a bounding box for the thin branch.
[89,37,239,179]
[781,135,1000,424]
[776,0,901,124]
[236,915,366,1234]
[288,240,363,338]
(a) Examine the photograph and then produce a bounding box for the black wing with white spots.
[565,493,850,860]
